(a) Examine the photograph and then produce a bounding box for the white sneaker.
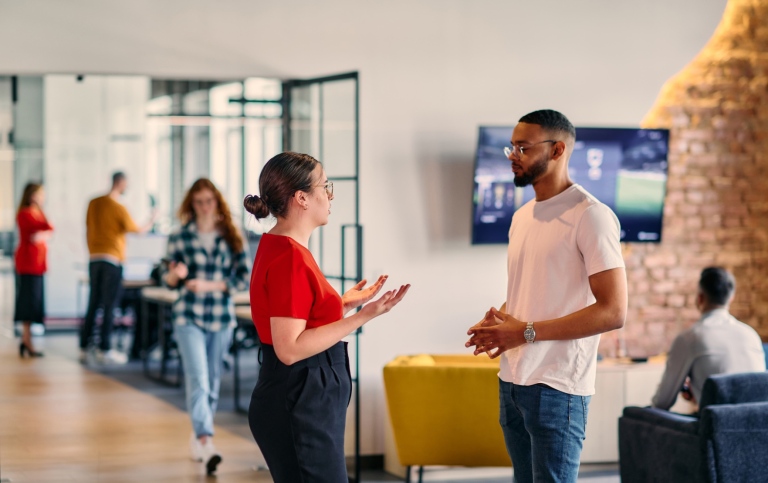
[95,349,128,365]
[78,349,89,364]
[201,438,222,475]
[189,433,203,462]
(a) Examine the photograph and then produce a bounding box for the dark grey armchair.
[619,372,768,483]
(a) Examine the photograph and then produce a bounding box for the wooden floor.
[0,334,272,483]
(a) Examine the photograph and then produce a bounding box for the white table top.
[141,286,251,305]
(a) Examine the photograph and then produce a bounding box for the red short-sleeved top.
[15,207,54,275]
[250,233,343,345]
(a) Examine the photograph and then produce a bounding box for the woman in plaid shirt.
[163,178,249,475]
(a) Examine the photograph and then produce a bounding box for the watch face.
[524,328,535,341]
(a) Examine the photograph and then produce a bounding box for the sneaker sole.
[206,454,222,475]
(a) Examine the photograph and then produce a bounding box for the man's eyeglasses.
[503,140,557,158]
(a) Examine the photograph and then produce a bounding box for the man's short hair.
[112,171,126,186]
[519,109,576,140]
[699,266,735,306]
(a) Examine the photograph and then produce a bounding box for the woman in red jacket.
[15,182,54,357]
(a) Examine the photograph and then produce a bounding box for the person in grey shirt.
[652,266,766,410]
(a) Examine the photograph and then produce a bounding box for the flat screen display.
[471,126,669,244]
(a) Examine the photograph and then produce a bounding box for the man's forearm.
[531,301,625,342]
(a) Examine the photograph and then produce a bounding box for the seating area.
[619,372,768,482]
[383,355,510,481]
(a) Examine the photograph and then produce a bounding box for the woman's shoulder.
[259,235,312,266]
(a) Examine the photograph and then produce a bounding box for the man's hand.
[680,378,696,403]
[465,307,527,359]
[342,275,388,313]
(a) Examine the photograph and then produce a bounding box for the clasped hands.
[465,307,527,359]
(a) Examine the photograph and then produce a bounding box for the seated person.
[652,266,766,410]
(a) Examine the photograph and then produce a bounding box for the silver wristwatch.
[523,321,536,344]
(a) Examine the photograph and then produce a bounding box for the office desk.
[139,287,252,387]
[140,287,182,386]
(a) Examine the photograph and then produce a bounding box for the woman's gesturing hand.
[342,275,388,313]
[359,284,411,320]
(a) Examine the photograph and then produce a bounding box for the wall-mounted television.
[471,126,669,244]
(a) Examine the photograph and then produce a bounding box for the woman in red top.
[244,152,410,482]
[14,182,54,357]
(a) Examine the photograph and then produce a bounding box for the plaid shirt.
[164,222,250,332]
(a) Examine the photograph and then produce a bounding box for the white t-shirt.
[499,184,625,396]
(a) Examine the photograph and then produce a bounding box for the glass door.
[283,72,362,481]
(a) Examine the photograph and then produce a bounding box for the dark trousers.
[249,342,351,483]
[80,261,123,351]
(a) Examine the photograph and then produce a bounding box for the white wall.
[44,75,150,316]
[0,0,728,455]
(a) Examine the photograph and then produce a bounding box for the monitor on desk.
[124,233,168,281]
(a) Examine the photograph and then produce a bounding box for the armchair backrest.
[698,372,768,410]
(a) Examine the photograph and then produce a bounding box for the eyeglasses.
[316,181,333,196]
[504,140,557,158]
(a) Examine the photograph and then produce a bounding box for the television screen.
[471,126,669,244]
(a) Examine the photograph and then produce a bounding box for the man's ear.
[696,292,705,309]
[552,141,567,161]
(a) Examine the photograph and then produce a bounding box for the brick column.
[609,0,768,357]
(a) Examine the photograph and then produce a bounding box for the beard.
[513,153,549,187]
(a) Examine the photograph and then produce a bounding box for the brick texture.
[603,0,768,357]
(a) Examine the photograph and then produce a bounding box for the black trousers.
[80,261,123,351]
[249,342,351,483]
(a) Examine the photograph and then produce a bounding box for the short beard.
[513,154,549,187]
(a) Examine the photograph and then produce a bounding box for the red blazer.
[15,207,54,275]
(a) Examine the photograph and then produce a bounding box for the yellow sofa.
[383,354,511,478]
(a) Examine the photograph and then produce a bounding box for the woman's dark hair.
[17,182,43,214]
[243,152,320,220]
[699,266,736,306]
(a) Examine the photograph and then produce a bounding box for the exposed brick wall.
[604,0,768,357]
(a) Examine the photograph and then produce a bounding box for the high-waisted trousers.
[249,341,351,482]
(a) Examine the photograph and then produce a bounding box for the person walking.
[164,178,250,475]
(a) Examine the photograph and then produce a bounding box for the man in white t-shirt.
[466,110,627,483]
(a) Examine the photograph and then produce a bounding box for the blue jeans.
[174,323,232,437]
[499,380,591,483]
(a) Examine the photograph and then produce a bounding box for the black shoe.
[20,342,44,357]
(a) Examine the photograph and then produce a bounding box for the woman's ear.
[293,190,309,210]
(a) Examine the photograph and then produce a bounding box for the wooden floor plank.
[0,335,272,483]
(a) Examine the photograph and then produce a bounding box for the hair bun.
[243,194,270,219]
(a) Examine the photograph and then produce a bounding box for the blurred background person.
[652,266,766,411]
[14,182,54,357]
[163,178,250,475]
[80,171,155,365]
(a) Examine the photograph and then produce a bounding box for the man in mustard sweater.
[79,172,155,364]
